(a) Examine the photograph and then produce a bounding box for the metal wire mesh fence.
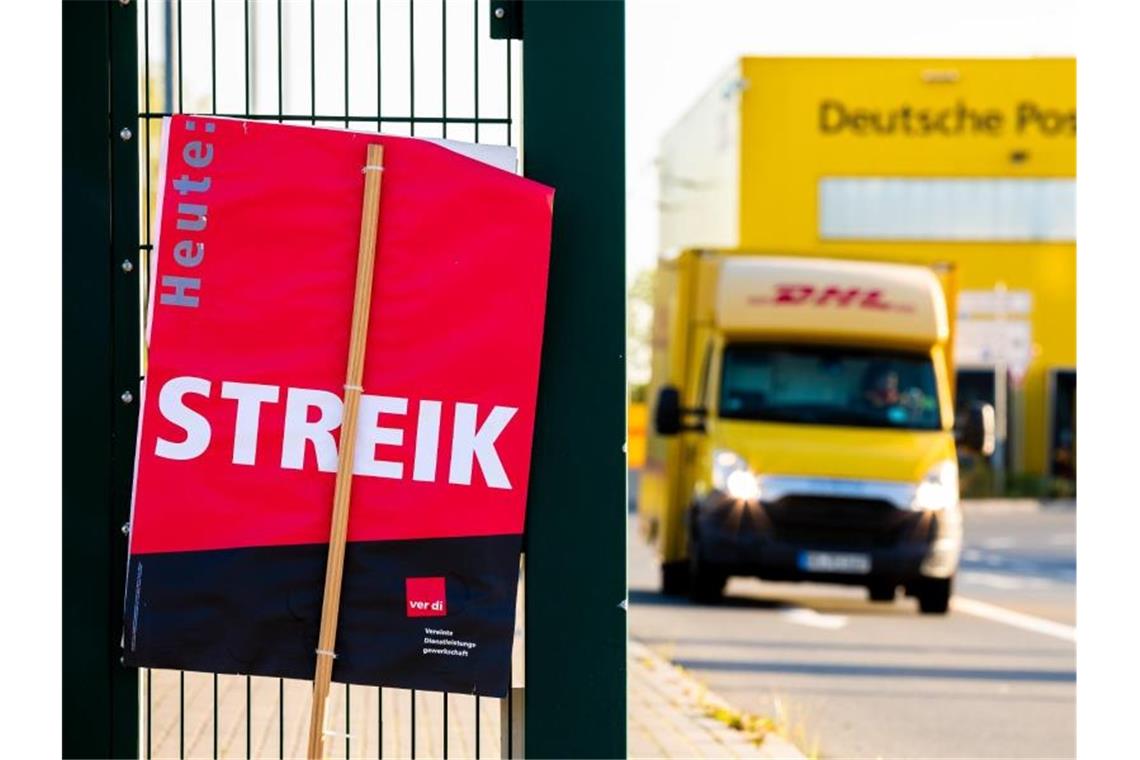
[132,2,521,757]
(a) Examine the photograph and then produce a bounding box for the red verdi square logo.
[406,577,448,617]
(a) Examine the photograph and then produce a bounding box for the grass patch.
[643,647,822,758]
[692,675,821,759]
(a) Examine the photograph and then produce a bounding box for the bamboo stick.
[306,143,385,760]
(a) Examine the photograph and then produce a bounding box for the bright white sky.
[624,0,1076,278]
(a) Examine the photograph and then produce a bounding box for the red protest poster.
[122,116,553,697]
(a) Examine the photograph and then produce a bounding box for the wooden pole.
[306,143,385,760]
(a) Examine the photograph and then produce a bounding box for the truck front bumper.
[691,491,961,586]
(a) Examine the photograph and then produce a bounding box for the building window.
[819,177,1075,242]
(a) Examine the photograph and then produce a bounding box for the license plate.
[798,551,872,575]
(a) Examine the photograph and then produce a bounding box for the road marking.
[951,596,1076,642]
[779,607,848,630]
[959,571,1028,590]
[959,571,1054,591]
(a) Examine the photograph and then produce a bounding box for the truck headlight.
[713,449,761,501]
[912,460,959,511]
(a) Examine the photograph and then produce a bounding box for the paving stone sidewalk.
[629,641,806,760]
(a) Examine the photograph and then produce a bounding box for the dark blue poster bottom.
[122,535,522,697]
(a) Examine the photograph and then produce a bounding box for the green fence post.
[108,1,143,753]
[522,1,627,758]
[63,1,140,756]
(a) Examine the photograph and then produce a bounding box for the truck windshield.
[719,344,941,431]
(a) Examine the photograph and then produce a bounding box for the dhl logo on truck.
[748,284,914,312]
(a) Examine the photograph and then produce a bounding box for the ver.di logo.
[406,577,447,617]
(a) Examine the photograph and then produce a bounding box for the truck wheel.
[917,577,952,614]
[688,547,726,604]
[690,566,726,604]
[660,560,689,596]
[868,582,897,603]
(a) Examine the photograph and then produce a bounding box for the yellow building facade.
[659,57,1076,479]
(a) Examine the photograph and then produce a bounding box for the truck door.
[676,339,716,553]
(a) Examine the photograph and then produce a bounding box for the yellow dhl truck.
[656,56,1074,485]
[639,252,993,613]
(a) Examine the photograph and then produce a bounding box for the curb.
[630,640,808,759]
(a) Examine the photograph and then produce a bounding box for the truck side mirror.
[655,385,706,435]
[655,386,682,436]
[959,401,996,457]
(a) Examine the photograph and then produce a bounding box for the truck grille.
[763,495,914,549]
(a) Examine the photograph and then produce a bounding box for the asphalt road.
[628,502,1076,759]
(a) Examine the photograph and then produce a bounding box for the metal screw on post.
[121,259,134,273]
[494,7,505,19]
[119,0,131,6]
[121,390,134,405]
[120,127,132,141]
[121,522,131,536]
